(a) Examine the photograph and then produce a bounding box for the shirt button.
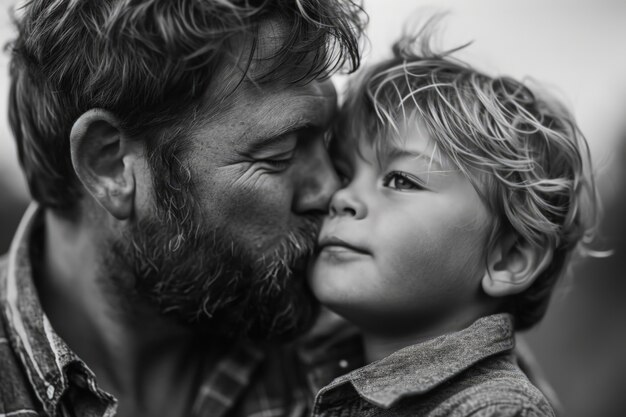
[47,385,55,399]
[338,359,349,369]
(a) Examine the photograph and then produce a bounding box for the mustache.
[260,214,321,268]
[249,214,321,337]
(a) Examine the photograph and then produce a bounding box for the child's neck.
[363,332,433,363]
[361,310,492,363]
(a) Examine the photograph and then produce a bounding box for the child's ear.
[482,233,553,298]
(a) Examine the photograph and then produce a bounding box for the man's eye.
[262,158,292,169]
[338,172,350,187]
[260,153,295,170]
[323,130,333,149]
[332,161,352,186]
[382,171,424,191]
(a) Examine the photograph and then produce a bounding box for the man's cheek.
[223,187,293,249]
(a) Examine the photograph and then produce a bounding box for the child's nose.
[329,184,367,219]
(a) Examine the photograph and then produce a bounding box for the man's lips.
[317,236,369,255]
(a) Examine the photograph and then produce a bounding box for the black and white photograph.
[0,1,625,416]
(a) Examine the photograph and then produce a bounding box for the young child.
[308,27,597,417]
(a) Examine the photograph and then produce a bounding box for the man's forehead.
[236,81,338,142]
[193,77,337,158]
[187,16,340,153]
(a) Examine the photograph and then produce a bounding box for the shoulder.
[0,254,41,414]
[444,380,555,417]
[388,353,555,417]
[0,343,42,415]
[436,355,556,417]
[352,353,555,417]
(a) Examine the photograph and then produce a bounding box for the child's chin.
[307,264,341,302]
[307,263,328,295]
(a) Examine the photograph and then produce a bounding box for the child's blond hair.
[337,20,598,330]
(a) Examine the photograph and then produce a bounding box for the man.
[0,1,365,416]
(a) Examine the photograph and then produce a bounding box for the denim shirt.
[0,204,364,417]
[312,314,555,417]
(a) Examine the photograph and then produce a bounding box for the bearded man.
[0,1,365,416]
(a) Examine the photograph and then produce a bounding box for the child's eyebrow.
[385,147,446,171]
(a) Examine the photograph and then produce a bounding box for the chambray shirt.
[312,314,556,417]
[0,204,363,417]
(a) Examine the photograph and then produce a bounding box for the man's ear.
[70,109,138,220]
[482,233,553,298]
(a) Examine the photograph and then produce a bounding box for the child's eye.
[383,171,424,191]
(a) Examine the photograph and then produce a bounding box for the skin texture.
[187,79,339,255]
[111,78,341,340]
[107,18,343,338]
[309,120,497,358]
[39,19,342,417]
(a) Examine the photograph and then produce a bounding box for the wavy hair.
[338,18,598,330]
[8,0,366,210]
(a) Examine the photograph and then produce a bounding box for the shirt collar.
[1,203,117,416]
[319,313,515,409]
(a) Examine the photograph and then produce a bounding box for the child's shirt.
[311,314,555,417]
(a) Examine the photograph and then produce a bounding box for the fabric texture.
[0,204,363,417]
[312,314,556,417]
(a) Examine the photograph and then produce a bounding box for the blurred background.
[1,1,625,416]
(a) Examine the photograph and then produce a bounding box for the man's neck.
[35,208,212,417]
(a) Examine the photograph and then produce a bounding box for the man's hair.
[8,0,365,210]
[338,23,598,330]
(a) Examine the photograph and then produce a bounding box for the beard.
[108,132,323,341]
[111,210,321,341]
[108,136,322,341]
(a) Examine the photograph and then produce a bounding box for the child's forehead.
[334,115,453,171]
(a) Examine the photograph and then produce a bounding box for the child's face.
[309,120,494,335]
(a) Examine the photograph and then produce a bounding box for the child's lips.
[317,236,370,256]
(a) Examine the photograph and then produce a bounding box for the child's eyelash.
[382,171,425,190]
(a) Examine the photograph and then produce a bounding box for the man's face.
[189,79,339,257]
[117,78,341,340]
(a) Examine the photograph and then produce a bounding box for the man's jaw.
[120,211,324,341]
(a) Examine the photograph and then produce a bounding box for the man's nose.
[292,139,341,214]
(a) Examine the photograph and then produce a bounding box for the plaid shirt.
[0,204,363,417]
